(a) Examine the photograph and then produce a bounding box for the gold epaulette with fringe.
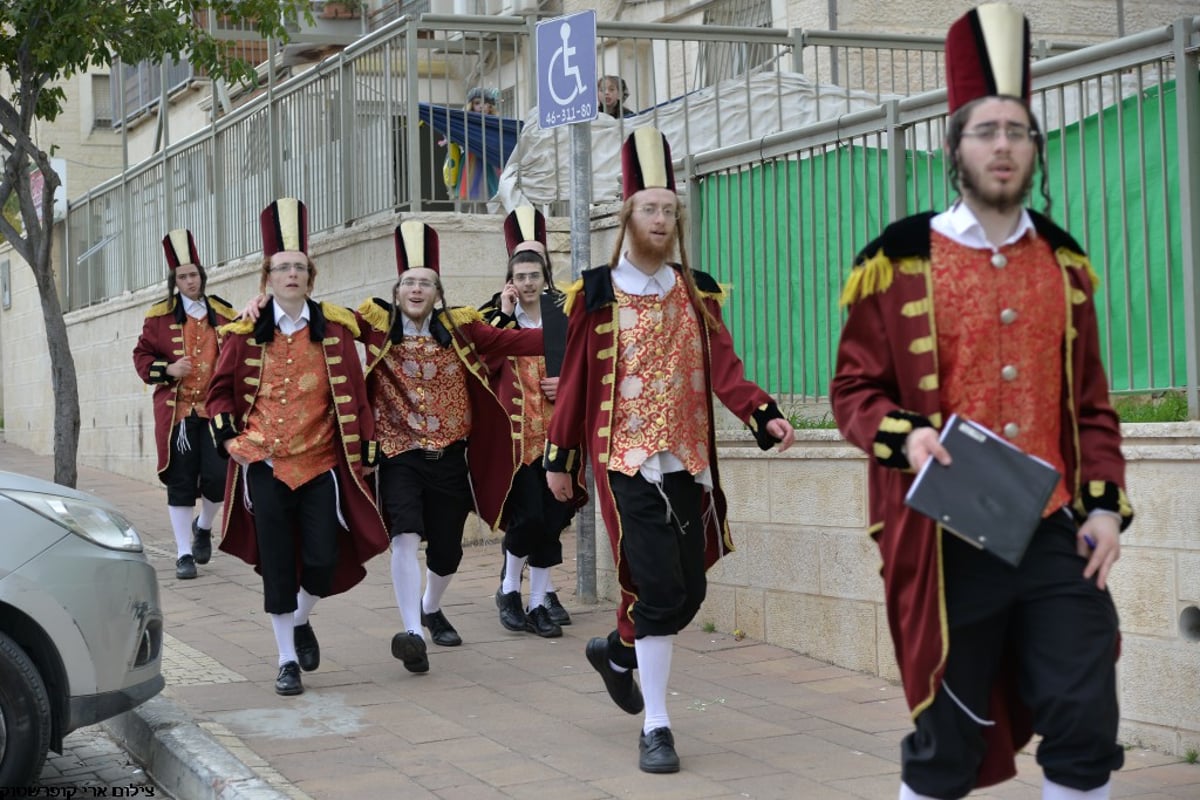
[839,250,895,306]
[321,302,361,338]
[562,278,584,316]
[356,298,391,333]
[208,296,237,321]
[219,318,255,336]
[440,306,483,327]
[145,298,174,318]
[1055,247,1101,290]
[699,284,727,307]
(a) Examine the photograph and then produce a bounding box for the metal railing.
[690,16,1200,409]
[64,15,970,311]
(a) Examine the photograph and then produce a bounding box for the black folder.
[904,414,1061,567]
[540,293,568,378]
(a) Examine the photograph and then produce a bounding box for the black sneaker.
[293,622,320,672]
[496,590,528,632]
[275,661,303,696]
[191,518,212,565]
[175,554,197,580]
[638,727,680,773]
[584,636,643,714]
[391,631,429,673]
[421,608,462,647]
[544,591,571,626]
[525,605,562,638]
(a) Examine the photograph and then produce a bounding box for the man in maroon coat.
[132,229,237,579]
[207,198,388,696]
[353,220,542,673]
[545,127,795,773]
[830,6,1132,799]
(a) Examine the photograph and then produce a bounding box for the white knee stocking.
[1043,779,1110,800]
[635,635,674,734]
[391,534,423,634]
[270,613,298,666]
[422,570,453,614]
[167,505,194,557]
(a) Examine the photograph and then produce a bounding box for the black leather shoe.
[544,591,571,626]
[526,605,562,638]
[275,661,303,696]
[421,608,462,647]
[293,622,320,672]
[584,636,643,714]
[638,727,679,773]
[391,632,429,673]
[496,590,528,632]
[191,518,212,565]
[175,554,197,580]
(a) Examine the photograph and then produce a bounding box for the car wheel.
[0,632,52,788]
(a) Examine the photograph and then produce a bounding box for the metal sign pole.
[569,122,597,605]
[537,9,600,605]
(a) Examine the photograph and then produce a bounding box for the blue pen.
[1083,534,1097,549]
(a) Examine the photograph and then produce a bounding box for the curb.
[104,695,290,800]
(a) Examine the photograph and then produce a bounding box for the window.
[92,74,113,130]
[697,0,774,85]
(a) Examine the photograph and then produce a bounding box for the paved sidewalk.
[4,442,1198,799]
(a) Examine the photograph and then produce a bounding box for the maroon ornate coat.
[544,265,785,647]
[206,299,389,595]
[132,293,237,476]
[354,300,543,530]
[830,210,1133,789]
[478,290,572,528]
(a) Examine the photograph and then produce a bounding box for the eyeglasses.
[399,278,437,289]
[269,263,310,274]
[634,204,678,220]
[511,272,544,284]
[960,123,1039,143]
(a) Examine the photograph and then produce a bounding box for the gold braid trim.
[839,251,894,306]
[145,298,174,318]
[442,306,483,326]
[321,302,361,338]
[1055,247,1101,290]
[562,278,584,316]
[356,298,390,333]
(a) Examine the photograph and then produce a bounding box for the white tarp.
[495,71,901,210]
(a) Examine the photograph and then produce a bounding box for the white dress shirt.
[182,295,208,320]
[274,300,311,336]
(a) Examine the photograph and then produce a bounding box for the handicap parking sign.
[536,10,598,129]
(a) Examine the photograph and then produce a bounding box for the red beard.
[627,219,676,263]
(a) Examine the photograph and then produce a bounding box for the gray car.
[0,470,164,786]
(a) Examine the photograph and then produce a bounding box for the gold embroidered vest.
[931,231,1071,513]
[229,333,338,489]
[174,315,219,421]
[514,355,548,465]
[608,282,710,477]
[375,336,471,456]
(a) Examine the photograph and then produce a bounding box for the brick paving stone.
[35,725,152,791]
[3,439,1198,800]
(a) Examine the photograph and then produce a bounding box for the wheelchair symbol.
[547,22,587,106]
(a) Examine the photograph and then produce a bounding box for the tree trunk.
[29,233,80,488]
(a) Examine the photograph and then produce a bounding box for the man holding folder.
[831,4,1132,799]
